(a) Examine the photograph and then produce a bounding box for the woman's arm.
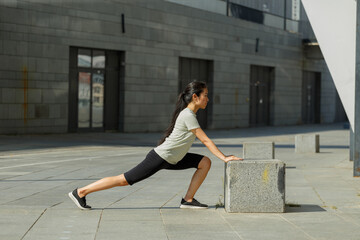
[191,128,243,163]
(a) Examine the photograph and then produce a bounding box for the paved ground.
[0,123,359,240]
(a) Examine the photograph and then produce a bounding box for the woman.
[68,81,242,210]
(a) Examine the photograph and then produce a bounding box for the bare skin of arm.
[191,128,243,163]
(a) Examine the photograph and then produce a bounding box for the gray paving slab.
[0,123,359,239]
[0,206,46,240]
[95,219,168,240]
[22,209,100,240]
[221,214,312,240]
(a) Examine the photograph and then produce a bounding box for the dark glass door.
[302,71,321,124]
[249,65,275,127]
[179,57,213,129]
[69,47,124,132]
[76,49,105,130]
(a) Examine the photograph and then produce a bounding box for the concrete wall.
[0,0,340,134]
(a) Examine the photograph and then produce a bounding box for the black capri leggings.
[124,149,204,185]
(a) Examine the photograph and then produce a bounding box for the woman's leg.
[78,174,128,198]
[77,149,168,198]
[184,156,211,202]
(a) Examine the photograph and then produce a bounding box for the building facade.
[0,0,346,134]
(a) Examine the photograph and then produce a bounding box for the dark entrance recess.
[249,65,275,127]
[68,47,125,132]
[179,57,214,129]
[302,71,321,124]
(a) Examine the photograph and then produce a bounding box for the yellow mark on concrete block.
[262,165,269,184]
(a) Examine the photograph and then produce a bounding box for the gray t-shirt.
[154,108,200,164]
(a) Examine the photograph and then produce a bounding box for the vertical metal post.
[354,0,360,176]
[350,127,354,161]
[226,0,229,16]
[284,0,287,30]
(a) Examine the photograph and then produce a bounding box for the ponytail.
[158,81,207,145]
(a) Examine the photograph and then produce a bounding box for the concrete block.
[3,40,17,55]
[60,104,67,118]
[2,88,16,103]
[35,104,49,118]
[35,80,49,89]
[28,89,42,103]
[127,65,142,78]
[48,59,68,74]
[8,104,23,119]
[27,104,35,119]
[295,134,320,153]
[243,142,274,160]
[55,74,68,82]
[49,104,60,118]
[28,43,44,58]
[225,160,285,213]
[41,89,55,103]
[15,89,24,103]
[166,67,178,80]
[0,104,9,119]
[36,58,49,73]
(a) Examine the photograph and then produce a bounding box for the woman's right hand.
[223,155,243,163]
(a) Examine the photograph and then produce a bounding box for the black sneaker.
[180,198,208,209]
[68,189,91,210]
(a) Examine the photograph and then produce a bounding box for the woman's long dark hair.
[158,81,207,145]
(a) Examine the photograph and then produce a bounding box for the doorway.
[302,71,321,124]
[249,65,275,127]
[179,57,213,129]
[68,47,124,132]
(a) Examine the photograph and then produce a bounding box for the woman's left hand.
[223,155,243,163]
